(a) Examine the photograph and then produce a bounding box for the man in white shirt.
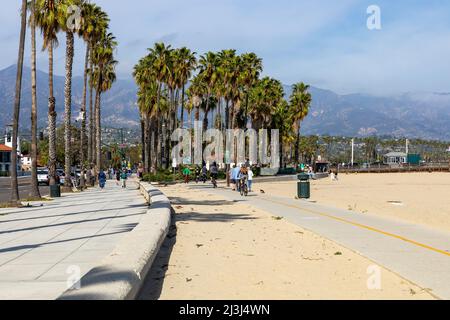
[247,168,254,192]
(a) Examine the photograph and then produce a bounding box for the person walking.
[98,170,107,190]
[120,168,128,189]
[210,162,219,187]
[247,167,254,192]
[183,167,192,184]
[115,169,120,186]
[232,165,241,192]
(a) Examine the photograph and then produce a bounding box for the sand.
[139,183,434,300]
[256,172,450,233]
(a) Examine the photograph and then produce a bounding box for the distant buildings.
[384,152,407,165]
[0,143,12,174]
[1,130,23,174]
[383,152,422,166]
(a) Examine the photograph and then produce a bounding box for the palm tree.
[149,43,172,168]
[290,82,312,166]
[35,0,61,188]
[240,53,262,127]
[29,0,41,199]
[91,32,117,175]
[10,0,28,206]
[59,0,81,189]
[78,3,109,188]
[176,48,197,128]
[197,52,219,132]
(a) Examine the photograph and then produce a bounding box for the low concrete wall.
[58,182,171,300]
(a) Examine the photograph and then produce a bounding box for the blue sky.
[1,0,450,95]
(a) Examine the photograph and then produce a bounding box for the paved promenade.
[190,184,450,299]
[0,181,147,300]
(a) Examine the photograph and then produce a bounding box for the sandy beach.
[256,172,450,233]
[139,183,434,300]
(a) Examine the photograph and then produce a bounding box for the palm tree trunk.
[144,114,150,174]
[295,121,301,166]
[95,83,102,179]
[88,47,94,167]
[64,31,75,188]
[80,44,89,189]
[48,42,57,187]
[10,0,27,205]
[156,117,161,169]
[151,119,157,173]
[140,116,145,171]
[180,85,185,128]
[29,0,41,199]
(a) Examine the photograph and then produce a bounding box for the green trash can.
[50,184,61,198]
[297,173,310,199]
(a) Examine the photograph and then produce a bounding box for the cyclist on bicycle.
[201,165,208,183]
[237,167,248,195]
[210,162,218,187]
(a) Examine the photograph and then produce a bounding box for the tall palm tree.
[290,82,312,166]
[10,0,28,206]
[176,47,197,128]
[60,0,81,189]
[92,32,117,175]
[240,52,262,127]
[148,42,172,168]
[29,0,41,199]
[35,0,61,188]
[78,3,108,188]
[197,52,219,132]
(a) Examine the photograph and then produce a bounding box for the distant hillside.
[1,65,450,141]
[0,64,139,131]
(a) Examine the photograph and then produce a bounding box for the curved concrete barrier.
[58,182,171,300]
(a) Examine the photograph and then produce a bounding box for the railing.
[335,163,450,174]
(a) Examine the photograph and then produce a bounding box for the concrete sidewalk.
[190,184,450,300]
[0,181,147,300]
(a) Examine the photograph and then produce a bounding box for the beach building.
[0,144,12,175]
[383,152,407,165]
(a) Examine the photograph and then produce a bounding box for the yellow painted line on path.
[262,197,450,258]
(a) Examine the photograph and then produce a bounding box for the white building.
[0,144,12,174]
[2,133,21,173]
[384,152,407,165]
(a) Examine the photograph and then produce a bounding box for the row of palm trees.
[133,43,313,175]
[10,0,117,205]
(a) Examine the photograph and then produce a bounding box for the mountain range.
[1,64,450,141]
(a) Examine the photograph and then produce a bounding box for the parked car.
[56,169,65,185]
[37,168,49,186]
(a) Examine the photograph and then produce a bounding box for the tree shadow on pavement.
[168,196,242,207]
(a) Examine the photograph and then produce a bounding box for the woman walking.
[120,168,128,188]
[98,170,107,190]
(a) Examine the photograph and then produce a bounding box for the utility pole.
[406,139,409,155]
[351,138,355,167]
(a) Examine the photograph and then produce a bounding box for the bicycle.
[239,176,248,197]
[211,174,218,188]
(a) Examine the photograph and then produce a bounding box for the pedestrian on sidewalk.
[247,167,254,192]
[120,168,128,188]
[115,169,120,186]
[183,167,191,184]
[231,165,241,192]
[98,170,107,190]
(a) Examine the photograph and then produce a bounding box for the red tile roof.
[0,144,12,152]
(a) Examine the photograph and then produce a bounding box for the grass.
[22,197,53,202]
